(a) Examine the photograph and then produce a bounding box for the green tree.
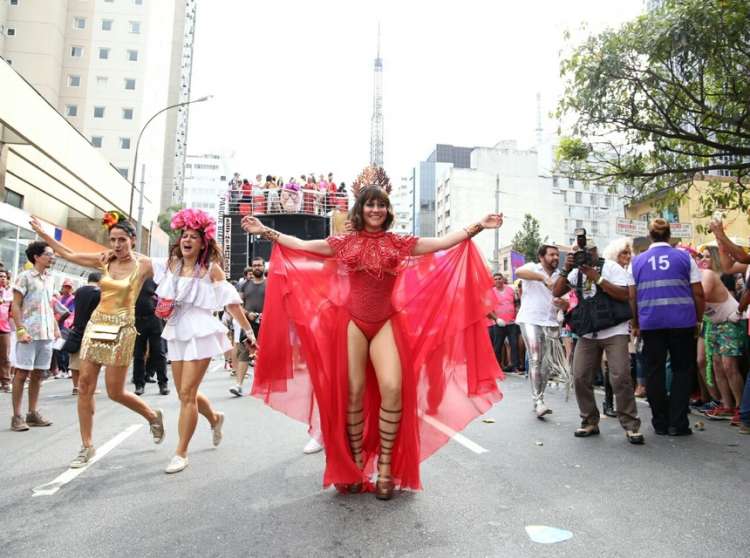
[157,203,184,245]
[512,214,545,263]
[556,0,750,217]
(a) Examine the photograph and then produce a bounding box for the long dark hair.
[349,186,394,231]
[169,228,223,268]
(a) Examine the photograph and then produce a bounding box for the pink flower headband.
[170,208,217,241]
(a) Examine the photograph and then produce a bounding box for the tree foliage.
[157,203,184,244]
[512,214,545,263]
[556,0,750,216]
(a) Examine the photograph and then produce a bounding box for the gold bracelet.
[259,227,280,242]
[463,222,484,238]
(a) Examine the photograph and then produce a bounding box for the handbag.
[88,323,123,343]
[154,298,175,319]
[155,261,199,321]
[565,266,632,337]
[62,327,83,353]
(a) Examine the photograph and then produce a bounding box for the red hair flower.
[102,210,125,230]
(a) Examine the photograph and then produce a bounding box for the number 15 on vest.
[647,255,671,271]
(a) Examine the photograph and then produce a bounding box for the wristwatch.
[596,276,604,286]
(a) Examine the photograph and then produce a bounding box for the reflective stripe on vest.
[637,278,689,290]
[638,296,695,307]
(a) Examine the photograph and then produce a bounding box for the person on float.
[153,208,257,474]
[242,185,504,500]
[30,213,166,468]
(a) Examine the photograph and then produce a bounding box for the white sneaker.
[70,446,96,468]
[229,385,243,397]
[212,412,225,447]
[535,401,553,419]
[165,455,188,474]
[303,437,324,454]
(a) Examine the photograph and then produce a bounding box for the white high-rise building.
[536,144,626,249]
[435,141,566,267]
[391,175,414,235]
[0,0,196,215]
[182,153,232,221]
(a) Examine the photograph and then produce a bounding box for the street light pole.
[494,173,500,272]
[127,95,212,227]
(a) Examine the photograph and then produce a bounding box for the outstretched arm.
[210,264,256,346]
[29,217,106,268]
[710,219,750,266]
[241,216,333,256]
[412,214,503,256]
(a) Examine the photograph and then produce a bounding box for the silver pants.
[519,323,561,405]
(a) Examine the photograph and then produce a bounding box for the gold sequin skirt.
[80,310,137,367]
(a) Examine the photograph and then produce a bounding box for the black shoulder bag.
[565,267,632,337]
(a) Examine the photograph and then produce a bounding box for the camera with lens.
[572,228,602,268]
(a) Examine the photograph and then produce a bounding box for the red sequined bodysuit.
[326,230,418,340]
[252,231,504,491]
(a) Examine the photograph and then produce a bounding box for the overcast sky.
[187,0,643,185]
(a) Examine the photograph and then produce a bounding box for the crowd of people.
[486,218,750,441]
[2,194,749,500]
[226,172,349,215]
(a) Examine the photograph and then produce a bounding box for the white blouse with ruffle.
[152,259,240,360]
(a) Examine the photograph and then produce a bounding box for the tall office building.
[182,153,231,222]
[411,144,474,237]
[435,141,566,266]
[391,175,414,235]
[0,0,196,215]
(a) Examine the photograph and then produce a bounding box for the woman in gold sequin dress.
[30,213,166,469]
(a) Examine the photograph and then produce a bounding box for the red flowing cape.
[251,239,504,490]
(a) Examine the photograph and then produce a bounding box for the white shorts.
[15,339,54,371]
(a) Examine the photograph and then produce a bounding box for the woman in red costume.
[241,186,504,500]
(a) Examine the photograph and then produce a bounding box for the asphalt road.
[1,363,748,558]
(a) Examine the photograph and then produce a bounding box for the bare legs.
[721,356,745,409]
[77,360,159,448]
[696,338,721,402]
[171,359,218,458]
[234,344,250,388]
[369,322,402,495]
[345,320,403,497]
[12,369,43,417]
[346,322,368,474]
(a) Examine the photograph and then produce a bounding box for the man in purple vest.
[630,219,704,436]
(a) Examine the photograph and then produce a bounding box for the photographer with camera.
[553,229,644,444]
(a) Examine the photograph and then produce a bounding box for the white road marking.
[420,413,489,454]
[31,424,143,497]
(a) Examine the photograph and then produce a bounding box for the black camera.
[572,228,600,268]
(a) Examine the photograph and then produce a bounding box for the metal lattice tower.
[369,24,384,168]
[170,0,198,207]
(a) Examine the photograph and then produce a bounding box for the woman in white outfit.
[155,208,256,474]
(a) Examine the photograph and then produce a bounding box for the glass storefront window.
[0,219,19,276]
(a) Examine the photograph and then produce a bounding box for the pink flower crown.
[170,208,217,241]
